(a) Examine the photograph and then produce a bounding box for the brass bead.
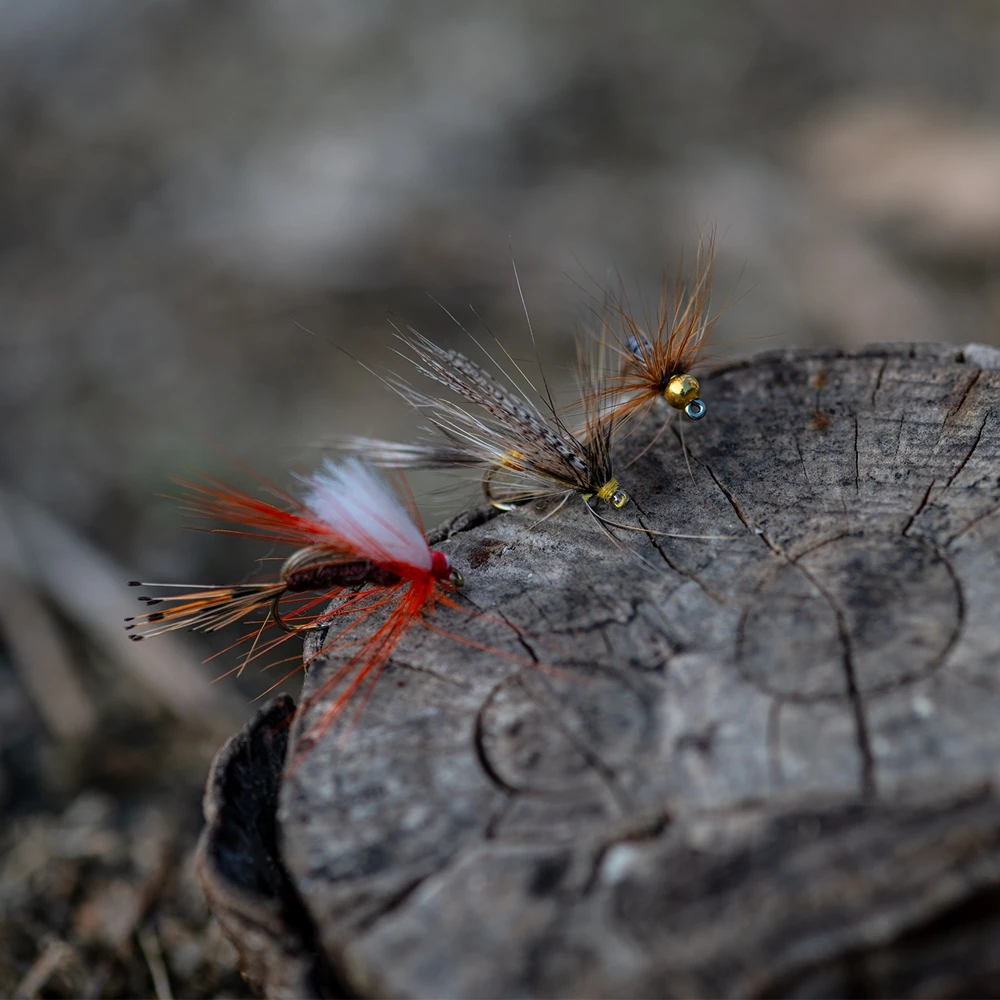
[664,373,701,410]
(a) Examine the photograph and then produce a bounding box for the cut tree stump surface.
[198,343,1000,998]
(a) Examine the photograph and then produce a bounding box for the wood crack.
[791,432,813,488]
[545,598,643,640]
[703,463,780,554]
[945,368,983,421]
[870,359,888,406]
[426,502,506,546]
[944,414,989,490]
[391,658,470,687]
[473,688,526,795]
[461,590,542,666]
[947,502,1000,546]
[901,479,935,536]
[630,497,726,605]
[788,558,878,798]
[517,673,634,813]
[854,415,862,494]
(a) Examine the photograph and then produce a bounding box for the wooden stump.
[198,343,1000,998]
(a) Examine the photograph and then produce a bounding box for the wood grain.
[199,343,1000,998]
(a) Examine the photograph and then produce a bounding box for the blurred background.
[2,1,1000,995]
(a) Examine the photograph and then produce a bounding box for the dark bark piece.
[206,343,1000,998]
[197,695,347,999]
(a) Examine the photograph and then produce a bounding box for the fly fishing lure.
[340,322,632,522]
[125,459,470,758]
[586,234,723,428]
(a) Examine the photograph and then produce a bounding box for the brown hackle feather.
[580,232,730,428]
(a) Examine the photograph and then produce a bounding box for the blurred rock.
[671,152,950,349]
[800,99,1000,261]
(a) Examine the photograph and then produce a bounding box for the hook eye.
[684,398,707,420]
[611,489,630,508]
[450,567,465,588]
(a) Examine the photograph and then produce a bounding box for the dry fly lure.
[124,459,482,767]
[339,321,633,524]
[583,234,725,429]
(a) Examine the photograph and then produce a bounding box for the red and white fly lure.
[125,458,468,764]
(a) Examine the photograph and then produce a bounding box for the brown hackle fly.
[584,232,727,429]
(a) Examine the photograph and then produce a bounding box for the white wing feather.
[300,459,431,572]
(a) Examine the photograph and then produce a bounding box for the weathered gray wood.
[201,343,1000,998]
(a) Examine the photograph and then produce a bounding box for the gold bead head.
[664,373,700,410]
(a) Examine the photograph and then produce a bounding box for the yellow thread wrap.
[596,478,620,503]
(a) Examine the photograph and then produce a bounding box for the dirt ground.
[3,2,1000,996]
